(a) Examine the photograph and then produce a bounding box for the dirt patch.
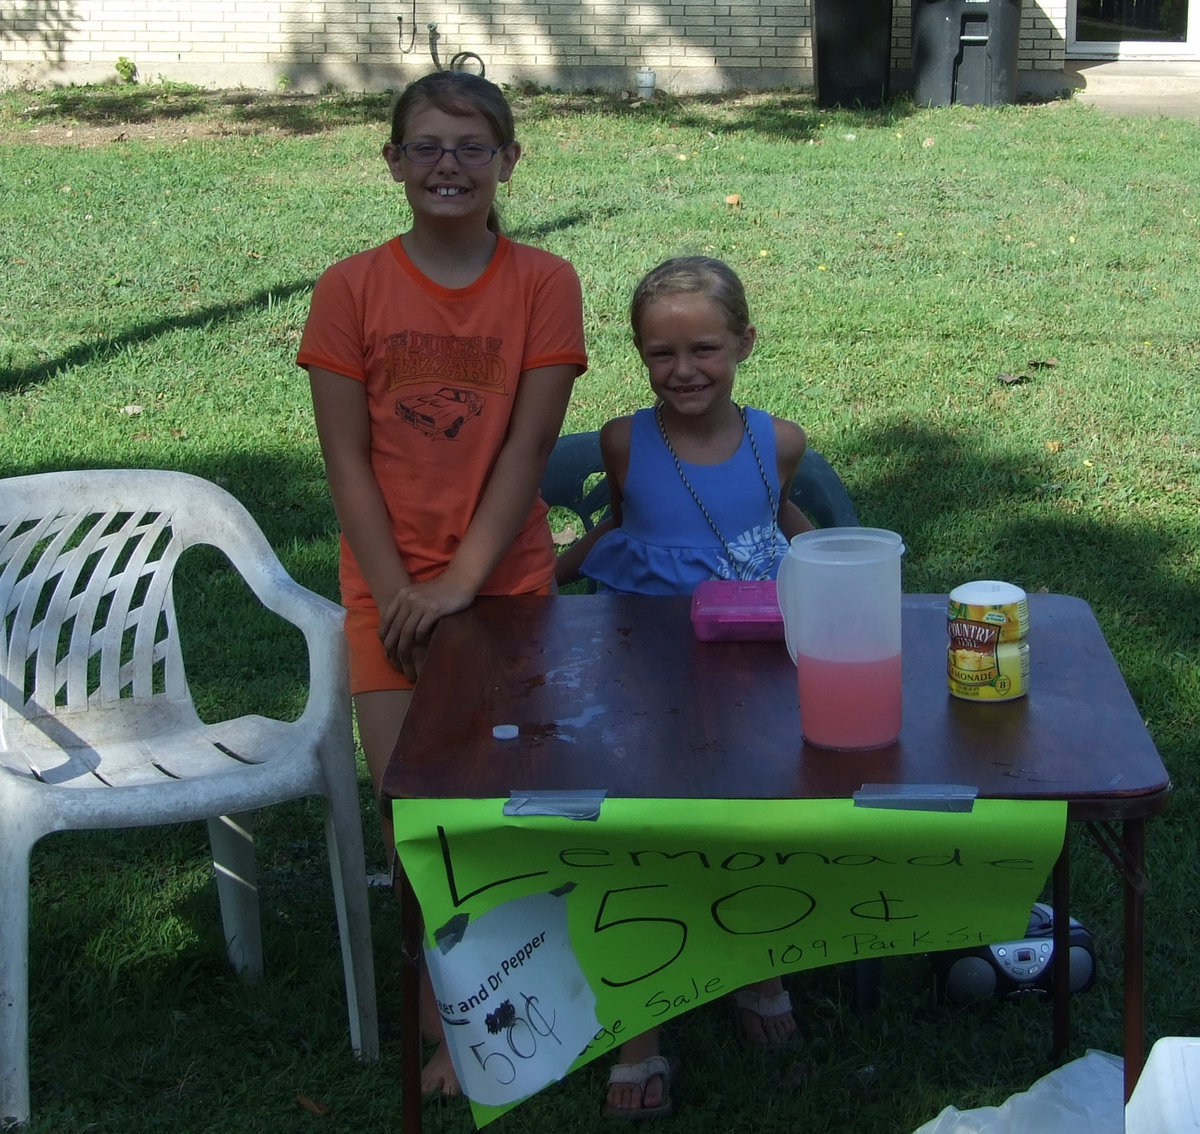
[0,86,833,148]
[0,88,395,147]
[2,117,281,147]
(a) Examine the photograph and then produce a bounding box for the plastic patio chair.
[540,429,859,537]
[788,447,860,529]
[0,469,378,1127]
[539,430,611,534]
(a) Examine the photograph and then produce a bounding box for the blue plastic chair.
[540,430,612,533]
[540,430,859,534]
[787,447,860,529]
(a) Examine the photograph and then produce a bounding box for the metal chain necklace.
[654,403,780,580]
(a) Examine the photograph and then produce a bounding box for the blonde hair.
[630,257,751,343]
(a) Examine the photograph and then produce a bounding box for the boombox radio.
[933,903,1096,1003]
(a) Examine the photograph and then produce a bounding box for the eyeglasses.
[397,141,503,167]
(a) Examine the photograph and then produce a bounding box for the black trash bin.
[814,0,895,109]
[911,0,1022,107]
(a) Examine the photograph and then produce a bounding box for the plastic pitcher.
[776,527,905,750]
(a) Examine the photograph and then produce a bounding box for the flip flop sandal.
[602,1054,681,1120]
[733,988,799,1046]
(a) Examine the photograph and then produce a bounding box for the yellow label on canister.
[948,639,1030,700]
[947,581,1030,701]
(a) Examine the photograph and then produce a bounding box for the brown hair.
[630,256,752,344]
[389,72,516,234]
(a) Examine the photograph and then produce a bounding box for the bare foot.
[420,1041,461,1096]
[735,978,798,1046]
[418,966,461,1096]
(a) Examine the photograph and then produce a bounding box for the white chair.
[0,469,378,1126]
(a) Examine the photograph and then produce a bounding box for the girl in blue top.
[562,256,812,595]
[559,257,813,1118]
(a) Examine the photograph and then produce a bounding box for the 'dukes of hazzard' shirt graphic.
[387,329,507,441]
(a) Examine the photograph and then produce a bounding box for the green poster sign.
[393,796,1065,1125]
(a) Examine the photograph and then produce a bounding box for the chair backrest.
[540,430,858,533]
[789,448,860,529]
[1,470,276,747]
[539,431,611,532]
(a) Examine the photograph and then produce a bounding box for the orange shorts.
[344,586,553,695]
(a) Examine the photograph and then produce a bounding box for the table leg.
[1085,817,1151,1102]
[1123,818,1147,1102]
[1051,836,1071,1061]
[396,863,424,1134]
[853,958,882,1016]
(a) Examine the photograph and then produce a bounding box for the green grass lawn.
[1,81,1199,1133]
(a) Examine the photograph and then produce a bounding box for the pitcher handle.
[776,553,800,664]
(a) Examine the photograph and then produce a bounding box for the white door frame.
[1067,0,1200,57]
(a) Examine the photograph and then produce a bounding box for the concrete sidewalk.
[1066,60,1200,118]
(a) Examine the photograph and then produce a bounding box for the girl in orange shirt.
[298,71,587,1097]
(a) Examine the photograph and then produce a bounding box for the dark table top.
[383,593,1171,822]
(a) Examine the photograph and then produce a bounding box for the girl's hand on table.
[379,577,474,681]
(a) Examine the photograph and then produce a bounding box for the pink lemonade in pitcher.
[797,654,902,750]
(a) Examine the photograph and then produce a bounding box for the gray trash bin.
[911,0,1022,107]
[814,0,895,108]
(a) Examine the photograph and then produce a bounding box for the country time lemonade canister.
[947,580,1030,702]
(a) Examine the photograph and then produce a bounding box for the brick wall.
[1,1,1067,94]
[1023,0,1069,74]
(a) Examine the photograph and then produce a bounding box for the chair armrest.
[168,475,351,723]
[223,553,350,727]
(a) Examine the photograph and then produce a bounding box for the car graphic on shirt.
[396,387,483,439]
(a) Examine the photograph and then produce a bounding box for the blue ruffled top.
[581,406,789,595]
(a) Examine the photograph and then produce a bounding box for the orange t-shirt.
[297,235,587,607]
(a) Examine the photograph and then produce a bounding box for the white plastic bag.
[911,1050,1124,1134]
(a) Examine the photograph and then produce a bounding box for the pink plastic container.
[690,580,785,642]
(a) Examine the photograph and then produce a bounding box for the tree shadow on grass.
[219,90,396,135]
[508,205,625,244]
[0,279,316,395]
[518,90,917,142]
[672,92,918,138]
[832,418,1199,739]
[2,225,603,396]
